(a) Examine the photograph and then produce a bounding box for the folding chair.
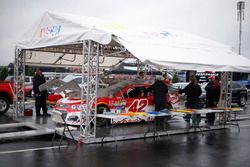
[51,110,77,148]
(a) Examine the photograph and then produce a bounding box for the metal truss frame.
[218,72,232,108]
[13,43,235,144]
[80,40,99,142]
[13,40,133,143]
[13,39,234,143]
[13,48,26,117]
[136,59,152,75]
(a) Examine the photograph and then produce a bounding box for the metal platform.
[83,125,226,144]
[2,106,249,144]
[0,113,225,144]
[0,122,54,141]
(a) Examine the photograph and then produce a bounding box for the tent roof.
[16,11,250,72]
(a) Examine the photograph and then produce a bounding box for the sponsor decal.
[143,30,172,38]
[112,116,154,124]
[38,25,61,38]
[169,93,180,104]
[97,23,126,32]
[97,22,172,39]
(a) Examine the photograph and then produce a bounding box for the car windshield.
[127,86,147,98]
[73,77,87,84]
[232,82,245,89]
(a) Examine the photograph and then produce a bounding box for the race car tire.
[96,105,110,127]
[0,96,10,115]
[238,95,247,107]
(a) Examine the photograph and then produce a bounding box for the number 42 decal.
[128,99,148,112]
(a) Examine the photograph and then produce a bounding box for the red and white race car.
[53,80,185,126]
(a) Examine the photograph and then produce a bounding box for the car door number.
[128,99,148,112]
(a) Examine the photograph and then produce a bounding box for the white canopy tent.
[17,11,250,72]
[14,11,250,143]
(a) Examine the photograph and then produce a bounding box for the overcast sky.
[0,0,249,66]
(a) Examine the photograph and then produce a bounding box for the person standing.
[162,73,172,86]
[33,69,50,117]
[147,77,169,111]
[205,76,220,125]
[147,77,169,130]
[179,75,202,123]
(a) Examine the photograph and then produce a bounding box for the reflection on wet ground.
[0,103,249,167]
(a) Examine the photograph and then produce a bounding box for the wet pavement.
[0,122,250,167]
[0,115,17,124]
[0,101,250,167]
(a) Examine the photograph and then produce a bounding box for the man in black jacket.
[33,70,50,117]
[205,76,220,125]
[179,75,202,123]
[147,77,169,111]
[147,77,169,130]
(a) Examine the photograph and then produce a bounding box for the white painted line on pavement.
[240,124,250,128]
[0,145,68,155]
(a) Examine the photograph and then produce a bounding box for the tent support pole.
[80,40,99,142]
[218,72,232,108]
[13,48,26,117]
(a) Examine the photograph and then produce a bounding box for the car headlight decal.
[71,104,84,110]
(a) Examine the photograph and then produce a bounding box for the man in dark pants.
[147,77,169,111]
[33,70,50,117]
[205,76,220,125]
[147,77,169,130]
[179,75,202,124]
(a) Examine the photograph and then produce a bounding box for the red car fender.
[96,98,110,109]
[48,94,63,103]
[96,102,109,107]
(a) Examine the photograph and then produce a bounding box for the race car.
[53,80,185,126]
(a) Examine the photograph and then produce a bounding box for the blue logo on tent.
[39,25,61,38]
[160,31,170,37]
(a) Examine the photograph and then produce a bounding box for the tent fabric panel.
[16,11,250,72]
[16,11,112,49]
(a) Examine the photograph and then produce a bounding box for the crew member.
[205,76,220,125]
[179,75,202,124]
[33,69,50,117]
[147,77,168,111]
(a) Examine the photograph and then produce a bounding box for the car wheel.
[0,97,10,115]
[96,105,110,127]
[238,95,247,107]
